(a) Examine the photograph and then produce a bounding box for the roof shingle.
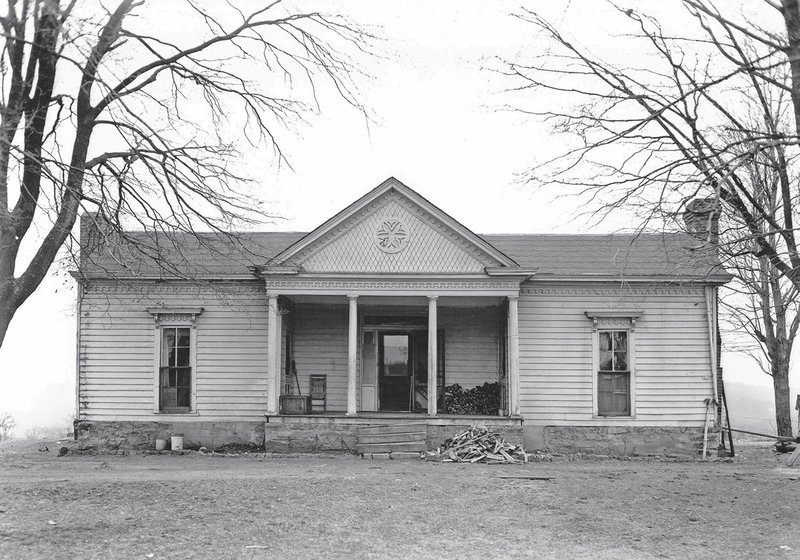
[79,228,728,282]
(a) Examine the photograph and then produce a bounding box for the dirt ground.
[0,440,798,560]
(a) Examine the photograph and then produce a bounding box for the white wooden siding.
[79,281,269,420]
[518,283,713,426]
[292,304,350,411]
[439,307,499,388]
[81,280,711,423]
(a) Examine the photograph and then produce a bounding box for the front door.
[377,329,444,412]
[379,332,412,411]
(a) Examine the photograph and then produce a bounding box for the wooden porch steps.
[358,423,426,435]
[357,442,428,453]
[358,431,427,445]
[356,424,428,455]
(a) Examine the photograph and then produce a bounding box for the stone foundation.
[525,425,719,457]
[264,415,524,453]
[75,418,710,457]
[74,420,265,452]
[264,417,360,453]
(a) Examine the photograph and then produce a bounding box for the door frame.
[377,330,413,411]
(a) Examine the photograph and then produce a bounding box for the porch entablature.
[262,275,527,297]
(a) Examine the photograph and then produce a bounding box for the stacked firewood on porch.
[425,424,528,464]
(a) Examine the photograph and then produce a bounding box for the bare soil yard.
[0,440,797,560]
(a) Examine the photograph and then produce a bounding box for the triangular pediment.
[268,178,517,274]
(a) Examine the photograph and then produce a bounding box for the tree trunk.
[0,300,15,349]
[772,359,794,437]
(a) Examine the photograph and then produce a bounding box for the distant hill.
[723,381,799,435]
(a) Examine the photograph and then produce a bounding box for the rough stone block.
[390,452,422,460]
[75,419,265,452]
[542,425,707,457]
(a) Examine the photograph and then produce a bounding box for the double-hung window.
[147,307,203,414]
[597,330,630,416]
[586,310,640,418]
[160,327,192,411]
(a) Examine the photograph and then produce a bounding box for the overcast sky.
[0,0,795,434]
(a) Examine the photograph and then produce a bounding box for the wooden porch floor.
[266,412,522,423]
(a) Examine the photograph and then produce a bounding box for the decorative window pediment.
[147,307,204,328]
[584,310,643,332]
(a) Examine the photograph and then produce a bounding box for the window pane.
[161,387,176,409]
[599,351,612,371]
[613,392,629,415]
[177,388,190,408]
[613,351,628,371]
[383,335,409,376]
[599,332,611,351]
[176,347,190,367]
[161,328,175,365]
[177,328,190,347]
[177,368,191,388]
[598,373,614,415]
[160,367,170,388]
[598,391,614,414]
[169,368,177,387]
[598,372,630,416]
[612,331,627,351]
[163,328,176,348]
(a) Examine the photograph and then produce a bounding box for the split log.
[425,424,528,464]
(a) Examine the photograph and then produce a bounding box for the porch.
[255,180,536,451]
[263,291,525,453]
[267,295,521,418]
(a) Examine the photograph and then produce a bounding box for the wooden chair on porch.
[310,375,326,413]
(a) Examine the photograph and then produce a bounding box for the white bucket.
[155,439,167,451]
[170,435,184,451]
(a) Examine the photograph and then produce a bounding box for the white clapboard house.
[73,177,730,455]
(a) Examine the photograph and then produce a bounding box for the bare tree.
[498,1,800,436]
[0,411,15,440]
[0,0,374,346]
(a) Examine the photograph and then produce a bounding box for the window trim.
[586,311,641,419]
[597,330,631,417]
[147,307,203,414]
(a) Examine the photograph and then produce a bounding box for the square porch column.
[428,296,438,417]
[508,295,521,416]
[347,295,358,416]
[266,294,279,415]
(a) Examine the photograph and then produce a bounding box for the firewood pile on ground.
[425,424,529,464]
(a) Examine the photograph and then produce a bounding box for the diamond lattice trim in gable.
[284,190,501,274]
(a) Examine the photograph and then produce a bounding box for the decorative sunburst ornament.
[374,218,409,254]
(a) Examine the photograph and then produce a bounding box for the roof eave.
[71,273,261,281]
[529,273,733,284]
[484,266,537,278]
[253,266,300,276]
